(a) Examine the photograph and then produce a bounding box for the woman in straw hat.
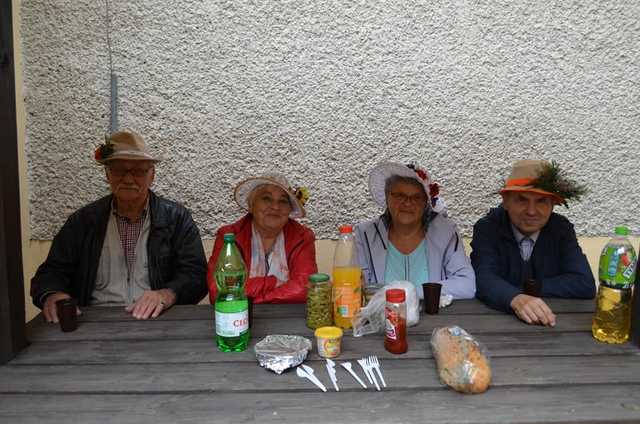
[355,161,476,300]
[207,173,317,303]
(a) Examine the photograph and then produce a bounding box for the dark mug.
[55,298,78,332]
[523,279,541,297]
[422,282,442,315]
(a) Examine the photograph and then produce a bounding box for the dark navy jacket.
[470,206,596,312]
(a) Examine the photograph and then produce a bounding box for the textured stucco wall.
[21,1,640,239]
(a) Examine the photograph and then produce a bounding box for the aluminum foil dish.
[254,335,312,374]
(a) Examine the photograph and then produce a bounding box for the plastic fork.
[363,357,381,391]
[369,355,387,388]
[357,358,373,384]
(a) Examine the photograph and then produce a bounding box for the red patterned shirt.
[114,207,148,273]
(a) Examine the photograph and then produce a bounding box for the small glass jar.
[306,273,333,329]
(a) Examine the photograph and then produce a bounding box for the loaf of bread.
[430,326,492,394]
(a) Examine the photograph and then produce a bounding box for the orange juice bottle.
[332,225,362,329]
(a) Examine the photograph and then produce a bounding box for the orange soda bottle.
[332,225,362,329]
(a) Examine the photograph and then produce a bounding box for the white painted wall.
[20,1,640,241]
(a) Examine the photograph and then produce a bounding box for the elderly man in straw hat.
[31,130,208,322]
[207,172,316,303]
[471,160,595,327]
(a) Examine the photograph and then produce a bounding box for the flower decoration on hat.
[94,135,114,162]
[429,182,440,203]
[407,163,428,182]
[407,163,441,208]
[294,186,310,207]
[531,161,587,207]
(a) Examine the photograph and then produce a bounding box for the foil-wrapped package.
[254,335,312,374]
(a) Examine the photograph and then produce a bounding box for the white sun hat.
[234,173,307,219]
[368,161,446,213]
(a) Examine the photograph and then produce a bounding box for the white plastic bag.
[352,281,419,337]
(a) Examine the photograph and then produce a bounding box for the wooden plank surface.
[2,355,640,393]
[11,331,639,365]
[28,299,595,323]
[1,385,640,424]
[26,312,596,342]
[8,300,640,424]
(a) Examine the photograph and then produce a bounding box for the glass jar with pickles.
[306,273,332,329]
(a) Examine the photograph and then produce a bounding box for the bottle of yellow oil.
[592,226,637,343]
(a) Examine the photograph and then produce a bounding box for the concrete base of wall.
[24,237,638,321]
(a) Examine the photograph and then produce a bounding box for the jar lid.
[614,226,630,236]
[315,326,343,339]
[308,273,330,283]
[386,288,406,303]
[338,225,353,234]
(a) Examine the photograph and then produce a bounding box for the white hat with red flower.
[368,161,446,213]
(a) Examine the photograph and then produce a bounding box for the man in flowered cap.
[31,130,207,322]
[471,160,595,326]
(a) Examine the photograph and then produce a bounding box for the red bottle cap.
[386,289,405,303]
[338,225,353,234]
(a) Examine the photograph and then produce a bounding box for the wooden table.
[1,299,640,423]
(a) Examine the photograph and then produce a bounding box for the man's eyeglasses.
[388,192,426,205]
[108,167,153,177]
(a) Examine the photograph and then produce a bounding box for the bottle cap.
[308,273,330,283]
[614,226,630,236]
[338,225,353,234]
[386,288,405,303]
[223,233,236,242]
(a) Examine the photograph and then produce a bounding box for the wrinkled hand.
[125,289,177,320]
[510,294,556,327]
[43,292,81,323]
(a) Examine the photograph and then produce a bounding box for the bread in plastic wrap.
[430,325,491,394]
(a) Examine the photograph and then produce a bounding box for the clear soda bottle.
[332,225,362,329]
[592,226,637,343]
[214,233,250,352]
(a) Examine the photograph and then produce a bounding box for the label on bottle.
[385,307,399,341]
[334,285,360,318]
[216,299,249,337]
[599,246,637,289]
[215,309,249,337]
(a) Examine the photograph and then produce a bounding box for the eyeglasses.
[108,167,153,177]
[388,192,426,205]
[256,195,292,209]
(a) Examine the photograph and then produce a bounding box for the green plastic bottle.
[592,226,637,344]
[214,233,250,352]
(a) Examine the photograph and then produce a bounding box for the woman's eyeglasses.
[388,192,426,205]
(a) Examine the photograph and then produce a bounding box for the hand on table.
[43,292,81,323]
[125,289,177,320]
[510,294,556,327]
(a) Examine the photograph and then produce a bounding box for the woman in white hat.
[355,162,475,300]
[207,173,317,303]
